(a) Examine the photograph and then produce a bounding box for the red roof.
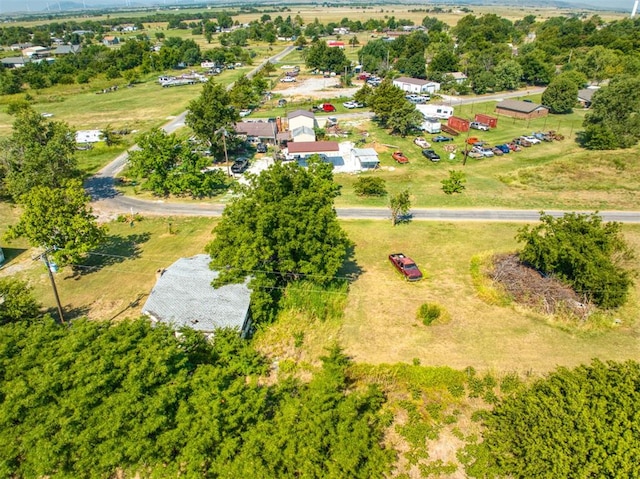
[327,41,345,47]
[287,141,339,154]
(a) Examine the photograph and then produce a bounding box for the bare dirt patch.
[274,76,359,99]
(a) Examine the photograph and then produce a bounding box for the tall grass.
[279,279,349,322]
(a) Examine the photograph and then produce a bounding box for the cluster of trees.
[516,212,634,309]
[359,30,430,79]
[0,107,106,266]
[304,40,350,73]
[0,318,393,478]
[206,158,352,324]
[357,80,423,136]
[0,34,256,95]
[464,360,640,478]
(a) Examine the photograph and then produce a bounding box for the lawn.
[321,221,639,373]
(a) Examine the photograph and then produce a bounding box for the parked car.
[392,151,409,164]
[256,143,268,153]
[463,149,483,159]
[278,98,287,107]
[466,136,481,145]
[432,135,454,142]
[421,149,441,162]
[316,103,336,112]
[491,147,504,156]
[239,109,252,117]
[495,144,511,154]
[507,142,523,152]
[231,158,249,174]
[470,121,490,131]
[471,147,493,158]
[413,137,431,148]
[389,253,423,281]
[522,135,541,144]
[280,76,296,83]
[513,137,532,147]
[343,100,363,109]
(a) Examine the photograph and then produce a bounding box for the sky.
[0,0,633,16]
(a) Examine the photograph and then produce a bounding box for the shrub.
[417,303,442,325]
[441,170,466,194]
[354,176,387,196]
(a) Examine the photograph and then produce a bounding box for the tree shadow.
[396,213,413,225]
[338,244,364,282]
[0,247,27,266]
[43,304,91,323]
[66,232,151,278]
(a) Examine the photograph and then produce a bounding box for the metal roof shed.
[142,254,251,338]
[351,148,380,169]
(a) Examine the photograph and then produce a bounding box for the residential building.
[287,110,316,131]
[449,72,468,84]
[235,121,278,144]
[578,88,598,108]
[286,141,340,161]
[291,126,316,143]
[142,255,252,338]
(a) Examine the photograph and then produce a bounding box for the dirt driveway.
[274,76,359,99]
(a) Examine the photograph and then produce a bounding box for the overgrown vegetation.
[353,176,387,197]
[417,303,443,325]
[0,319,394,478]
[516,212,635,309]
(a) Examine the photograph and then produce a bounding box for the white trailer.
[416,104,454,120]
[420,117,441,134]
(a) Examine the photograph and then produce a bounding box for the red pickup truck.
[389,253,423,281]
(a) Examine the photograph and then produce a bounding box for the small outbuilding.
[142,254,252,338]
[495,99,549,120]
[351,148,380,169]
[578,88,598,108]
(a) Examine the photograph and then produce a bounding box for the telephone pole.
[38,250,65,324]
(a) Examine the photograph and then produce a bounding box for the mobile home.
[420,118,442,134]
[416,104,454,120]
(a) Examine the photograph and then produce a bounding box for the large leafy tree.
[0,319,393,478]
[516,212,634,308]
[541,77,578,114]
[0,278,41,324]
[582,75,640,150]
[185,79,239,159]
[206,159,351,323]
[387,101,423,137]
[0,106,78,201]
[368,79,407,126]
[465,360,640,478]
[4,180,106,265]
[127,128,228,198]
[493,59,523,91]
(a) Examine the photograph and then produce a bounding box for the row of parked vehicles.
[463,131,563,159]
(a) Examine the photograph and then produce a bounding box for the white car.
[522,135,541,144]
[239,109,252,117]
[343,101,363,109]
[413,137,431,148]
[280,77,296,83]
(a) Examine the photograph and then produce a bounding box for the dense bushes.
[0,319,393,478]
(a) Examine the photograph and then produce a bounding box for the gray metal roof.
[142,254,251,334]
[578,88,597,102]
[496,99,547,114]
[292,125,315,137]
[287,109,315,120]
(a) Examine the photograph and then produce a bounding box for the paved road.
[86,60,640,225]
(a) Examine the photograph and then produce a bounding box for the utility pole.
[216,127,231,177]
[40,251,65,324]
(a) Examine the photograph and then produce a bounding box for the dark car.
[432,135,454,142]
[256,143,268,153]
[231,158,249,174]
[421,149,441,162]
[495,144,511,154]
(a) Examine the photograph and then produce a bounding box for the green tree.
[353,83,373,106]
[464,360,640,478]
[185,79,239,160]
[541,77,578,114]
[5,180,106,265]
[582,75,640,150]
[0,107,78,201]
[206,159,351,324]
[368,79,407,126]
[428,49,459,75]
[0,278,41,324]
[493,59,522,91]
[389,189,411,226]
[441,170,466,194]
[354,177,387,196]
[128,128,227,198]
[516,212,634,308]
[387,101,423,137]
[230,74,259,109]
[100,124,121,146]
